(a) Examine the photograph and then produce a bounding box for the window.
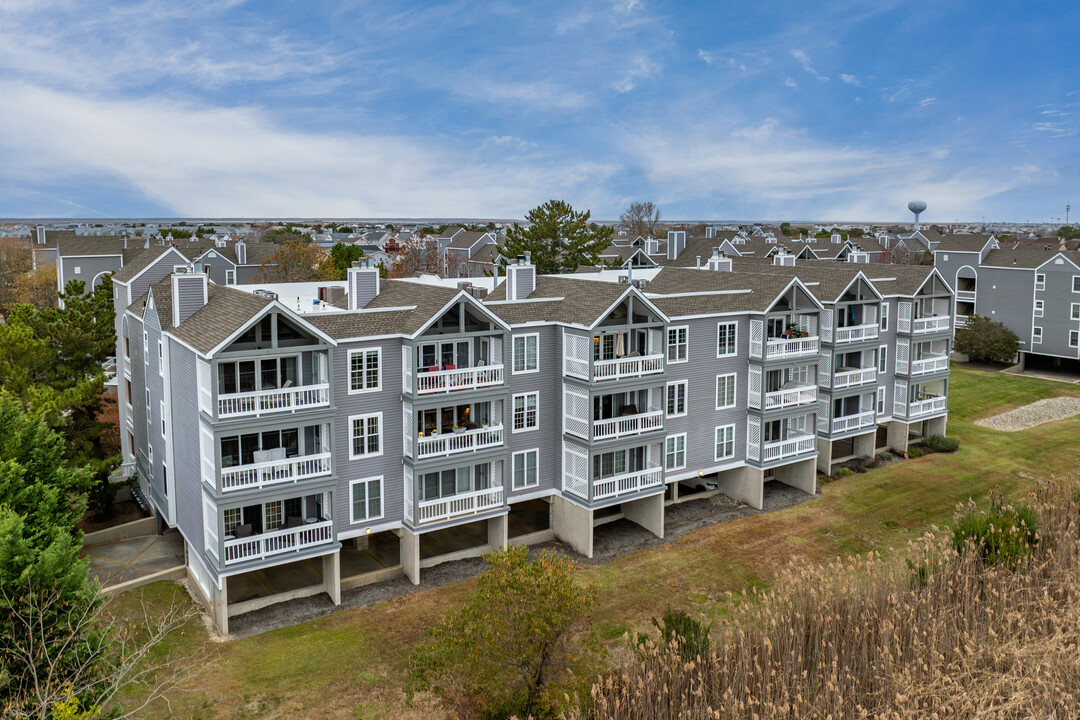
[1034,300,1044,318]
[1074,276,1080,293]
[877,386,885,414]
[148,444,153,464]
[1033,326,1043,344]
[665,434,686,470]
[666,380,687,417]
[350,476,383,523]
[879,303,889,332]
[1072,331,1079,349]
[157,340,164,376]
[879,344,887,373]
[715,373,736,409]
[1072,303,1080,321]
[162,464,168,497]
[512,450,538,489]
[124,378,132,408]
[223,508,241,533]
[349,348,381,393]
[143,331,149,363]
[1036,273,1046,291]
[716,322,737,357]
[145,389,151,434]
[667,326,688,363]
[225,269,236,285]
[124,335,131,359]
[513,392,538,432]
[512,334,538,374]
[349,413,382,458]
[160,400,166,438]
[265,500,283,530]
[714,425,735,461]
[73,266,81,275]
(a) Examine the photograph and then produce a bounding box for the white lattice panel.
[403,401,414,459]
[816,396,829,434]
[402,346,413,393]
[491,460,503,488]
[894,380,908,417]
[649,328,662,356]
[896,340,910,375]
[817,351,832,387]
[491,337,503,366]
[200,423,215,488]
[197,359,212,415]
[750,319,763,359]
[563,384,590,439]
[820,308,833,343]
[748,365,762,409]
[403,466,414,523]
[747,416,761,461]
[563,331,590,379]
[897,301,912,333]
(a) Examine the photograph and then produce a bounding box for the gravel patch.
[975,397,1080,432]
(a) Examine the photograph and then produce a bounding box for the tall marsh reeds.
[573,480,1080,719]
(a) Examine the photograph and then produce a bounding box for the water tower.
[908,200,927,230]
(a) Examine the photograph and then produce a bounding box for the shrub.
[649,609,712,661]
[922,435,960,453]
[952,489,1039,566]
[954,314,1019,363]
[834,467,854,478]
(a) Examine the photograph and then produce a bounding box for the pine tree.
[499,200,613,274]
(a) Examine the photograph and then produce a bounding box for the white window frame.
[512,392,539,433]
[162,463,168,497]
[348,412,383,459]
[879,303,889,331]
[512,449,539,490]
[512,333,539,374]
[157,340,164,376]
[1072,331,1080,349]
[1032,326,1043,344]
[1036,273,1046,291]
[878,344,887,373]
[716,322,738,358]
[715,373,737,410]
[160,400,166,438]
[225,269,236,285]
[73,266,81,275]
[349,476,384,524]
[1073,276,1080,293]
[348,348,382,394]
[665,433,686,471]
[1034,299,1044,318]
[1072,303,1080,321]
[666,326,688,364]
[143,331,149,364]
[145,389,151,434]
[714,424,735,461]
[666,380,687,417]
[223,507,241,533]
[876,386,885,414]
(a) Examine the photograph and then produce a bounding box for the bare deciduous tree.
[618,201,662,238]
[388,237,469,278]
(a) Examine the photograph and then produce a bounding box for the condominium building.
[111,249,952,633]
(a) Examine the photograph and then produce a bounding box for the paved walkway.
[81,529,185,589]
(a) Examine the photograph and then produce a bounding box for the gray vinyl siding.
[877,298,899,418]
[932,251,981,291]
[129,313,149,482]
[59,255,122,294]
[129,254,183,306]
[976,267,1035,348]
[235,265,262,284]
[195,252,236,285]
[168,339,205,558]
[143,303,168,514]
[1034,259,1080,358]
[506,325,560,499]
[173,276,206,325]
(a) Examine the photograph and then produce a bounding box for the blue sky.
[0,0,1077,223]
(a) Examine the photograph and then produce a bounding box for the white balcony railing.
[765,336,820,360]
[834,323,879,344]
[415,426,504,459]
[593,354,665,382]
[220,452,332,492]
[955,290,976,301]
[764,385,817,410]
[593,465,665,501]
[416,486,504,524]
[762,434,817,462]
[222,519,334,565]
[593,409,664,440]
[834,367,877,389]
[910,356,949,375]
[955,315,969,328]
[217,384,330,419]
[831,411,876,435]
[913,316,951,334]
[907,396,947,417]
[416,365,504,395]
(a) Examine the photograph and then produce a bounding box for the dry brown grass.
[573,479,1080,720]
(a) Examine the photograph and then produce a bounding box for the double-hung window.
[349,348,381,393]
[716,322,737,357]
[715,373,737,409]
[160,400,166,438]
[665,434,686,470]
[1036,273,1046,291]
[1072,331,1079,349]
[1034,300,1044,318]
[225,269,236,285]
[878,344,888,373]
[1073,276,1080,293]
[143,331,149,364]
[349,413,382,458]
[513,392,538,432]
[879,304,889,332]
[512,450,538,489]
[157,340,164,376]
[1072,303,1080,321]
[667,326,688,363]
[512,334,538,374]
[714,425,735,461]
[666,380,687,417]
[876,386,886,415]
[1033,326,1043,344]
[350,476,383,523]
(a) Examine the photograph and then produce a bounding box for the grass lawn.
[115,365,1080,719]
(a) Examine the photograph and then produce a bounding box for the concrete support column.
[488,515,509,551]
[669,481,679,504]
[211,580,229,636]
[716,466,764,509]
[773,458,817,496]
[401,527,421,585]
[887,421,911,456]
[322,551,341,606]
[926,415,947,438]
[852,430,877,459]
[552,495,594,559]
[622,493,664,539]
[816,437,834,474]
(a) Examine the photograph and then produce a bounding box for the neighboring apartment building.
[115,252,952,634]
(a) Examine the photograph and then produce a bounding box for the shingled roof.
[483,275,643,326]
[133,280,274,355]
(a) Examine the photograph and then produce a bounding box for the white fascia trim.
[119,247,188,287]
[484,296,566,305]
[664,460,746,484]
[337,519,402,541]
[506,488,558,504]
[1036,253,1080,271]
[60,253,124,259]
[409,290,512,338]
[644,289,754,299]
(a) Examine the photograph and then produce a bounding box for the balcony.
[831,411,876,435]
[955,315,969,328]
[217,384,330,419]
[762,433,816,462]
[415,425,504,460]
[221,519,334,565]
[593,409,663,441]
[955,290,976,302]
[765,336,819,360]
[834,323,879,344]
[834,367,877,389]
[593,354,664,382]
[415,365,504,395]
[593,465,664,501]
[907,396,947,418]
[220,452,332,493]
[416,486,504,524]
[763,385,817,410]
[910,356,949,375]
[913,316,951,334]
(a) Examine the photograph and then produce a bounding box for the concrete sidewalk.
[81,529,185,591]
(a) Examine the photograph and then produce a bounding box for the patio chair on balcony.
[283,515,303,529]
[233,524,253,538]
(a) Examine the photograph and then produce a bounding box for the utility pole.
[1067,202,1071,226]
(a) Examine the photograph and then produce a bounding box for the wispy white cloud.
[785,77,798,89]
[449,76,591,110]
[614,55,660,92]
[840,73,861,87]
[919,97,937,107]
[791,49,828,81]
[698,49,770,75]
